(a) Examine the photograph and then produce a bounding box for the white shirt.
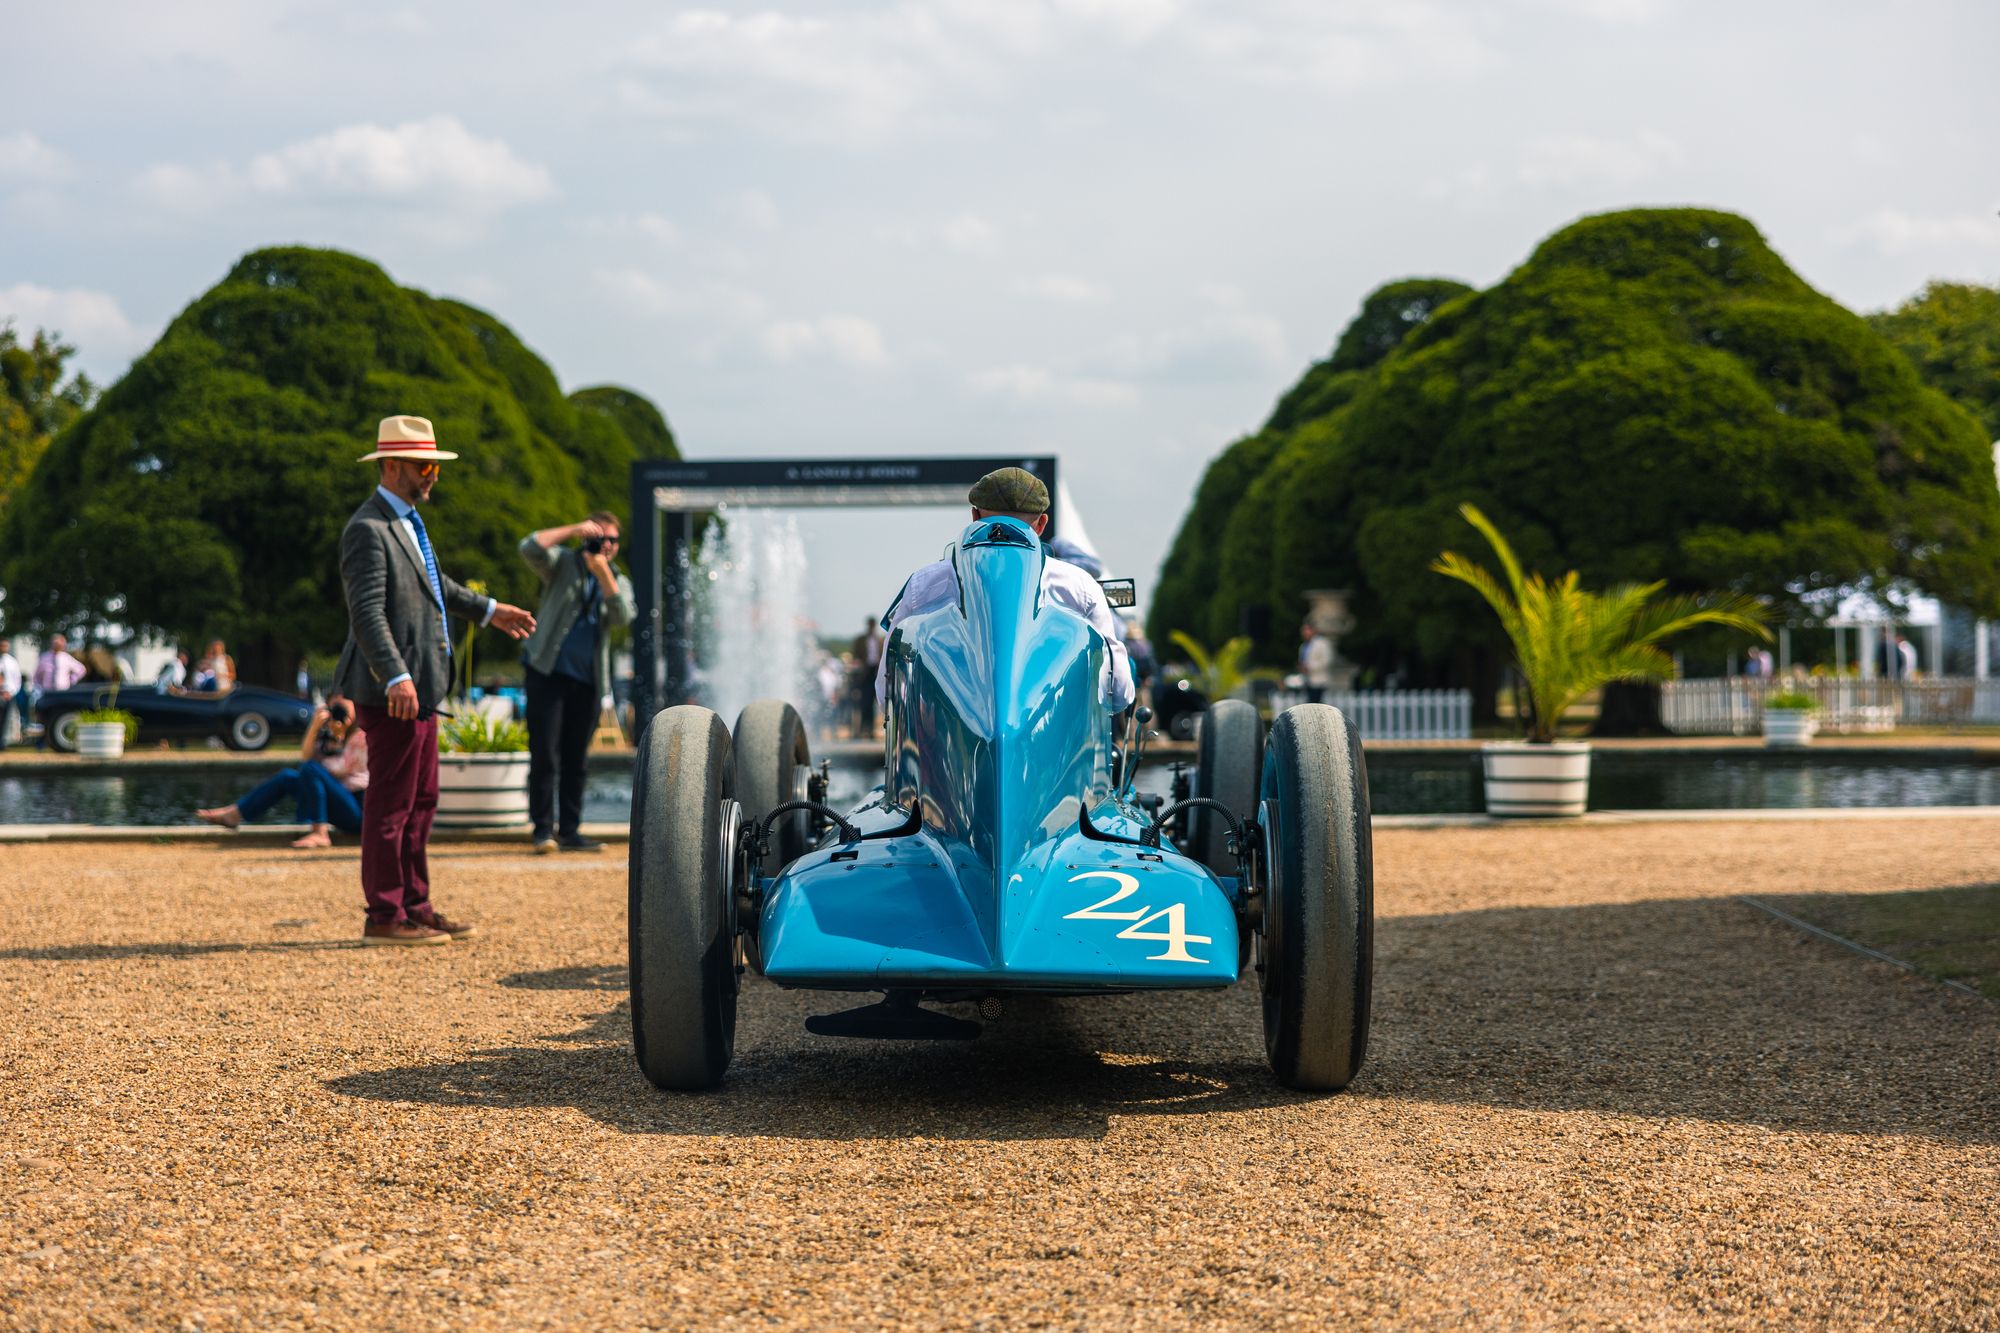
[0,652,19,698]
[374,485,495,691]
[878,554,1136,711]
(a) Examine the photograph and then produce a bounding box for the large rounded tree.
[0,247,677,684]
[1157,209,2000,695]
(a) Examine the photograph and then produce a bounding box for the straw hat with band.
[358,415,459,463]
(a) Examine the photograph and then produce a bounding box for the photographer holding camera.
[518,512,635,853]
[196,695,369,849]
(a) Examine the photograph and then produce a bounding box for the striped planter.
[436,752,531,828]
[76,722,128,760]
[1761,709,1817,749]
[1481,741,1591,818]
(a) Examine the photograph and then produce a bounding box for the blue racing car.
[628,515,1373,1091]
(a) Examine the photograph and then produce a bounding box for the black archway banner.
[628,457,1059,721]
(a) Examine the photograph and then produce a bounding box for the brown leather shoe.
[409,911,477,940]
[362,920,450,946]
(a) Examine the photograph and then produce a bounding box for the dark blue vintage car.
[630,515,1373,1092]
[37,682,315,752]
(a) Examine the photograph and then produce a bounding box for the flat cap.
[968,466,1049,515]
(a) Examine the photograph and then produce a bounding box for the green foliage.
[1870,282,2000,442]
[1432,504,1772,742]
[1166,631,1283,701]
[0,248,676,684]
[0,325,96,525]
[1765,690,1817,711]
[1160,209,2000,698]
[75,707,140,744]
[1151,276,1469,653]
[438,711,529,754]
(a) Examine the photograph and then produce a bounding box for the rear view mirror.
[1099,578,1136,608]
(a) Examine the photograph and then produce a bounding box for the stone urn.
[1302,588,1360,693]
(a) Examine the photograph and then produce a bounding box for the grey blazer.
[333,492,490,712]
[517,535,636,700]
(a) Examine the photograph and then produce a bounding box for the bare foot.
[290,827,332,849]
[195,805,242,829]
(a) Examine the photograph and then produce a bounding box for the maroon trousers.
[355,705,440,925]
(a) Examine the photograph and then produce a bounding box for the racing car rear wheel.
[630,705,741,1091]
[1257,704,1372,1092]
[733,700,813,877]
[1191,699,1262,876]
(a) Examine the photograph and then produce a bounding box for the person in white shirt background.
[0,638,21,749]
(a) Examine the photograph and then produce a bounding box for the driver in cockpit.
[876,467,1135,712]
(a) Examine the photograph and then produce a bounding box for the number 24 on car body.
[1062,870,1211,964]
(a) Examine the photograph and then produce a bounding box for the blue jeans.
[236,761,363,833]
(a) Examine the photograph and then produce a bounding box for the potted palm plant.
[1432,504,1771,817]
[75,706,139,759]
[1761,689,1818,748]
[436,711,533,828]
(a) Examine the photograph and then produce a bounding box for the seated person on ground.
[196,696,368,848]
[876,467,1135,712]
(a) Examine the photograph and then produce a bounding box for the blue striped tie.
[406,507,449,641]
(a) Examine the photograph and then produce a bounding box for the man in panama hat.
[335,415,536,945]
[875,465,1133,711]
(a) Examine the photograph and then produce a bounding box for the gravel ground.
[3,821,1997,1330]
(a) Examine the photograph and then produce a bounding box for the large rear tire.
[1190,699,1263,876]
[1258,704,1372,1091]
[732,700,812,876]
[629,705,739,1091]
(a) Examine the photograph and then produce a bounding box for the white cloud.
[1088,309,1291,381]
[0,283,150,358]
[1838,208,2000,255]
[1517,130,1682,187]
[969,364,1137,407]
[1531,0,1665,21]
[762,315,891,368]
[584,212,681,247]
[611,2,1473,145]
[0,131,70,180]
[1020,274,1109,304]
[941,212,999,255]
[723,189,782,233]
[594,268,687,318]
[246,116,553,203]
[135,117,553,212]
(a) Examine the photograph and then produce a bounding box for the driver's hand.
[387,679,419,722]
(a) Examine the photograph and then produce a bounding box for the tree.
[0,247,678,685]
[1870,282,2000,443]
[1160,208,2000,707]
[0,325,96,525]
[1149,277,1469,653]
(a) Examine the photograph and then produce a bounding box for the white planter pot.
[1762,710,1817,749]
[436,751,531,827]
[1482,741,1591,817]
[76,721,128,760]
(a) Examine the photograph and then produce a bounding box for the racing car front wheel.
[1257,704,1373,1092]
[1191,700,1262,876]
[733,700,813,877]
[630,705,740,1091]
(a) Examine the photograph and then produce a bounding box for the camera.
[327,701,352,725]
[582,536,606,555]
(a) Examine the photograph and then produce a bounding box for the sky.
[5,0,1998,634]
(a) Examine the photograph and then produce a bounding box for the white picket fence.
[1660,677,2000,735]
[1268,688,1472,740]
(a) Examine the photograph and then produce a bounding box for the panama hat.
[357,414,459,462]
